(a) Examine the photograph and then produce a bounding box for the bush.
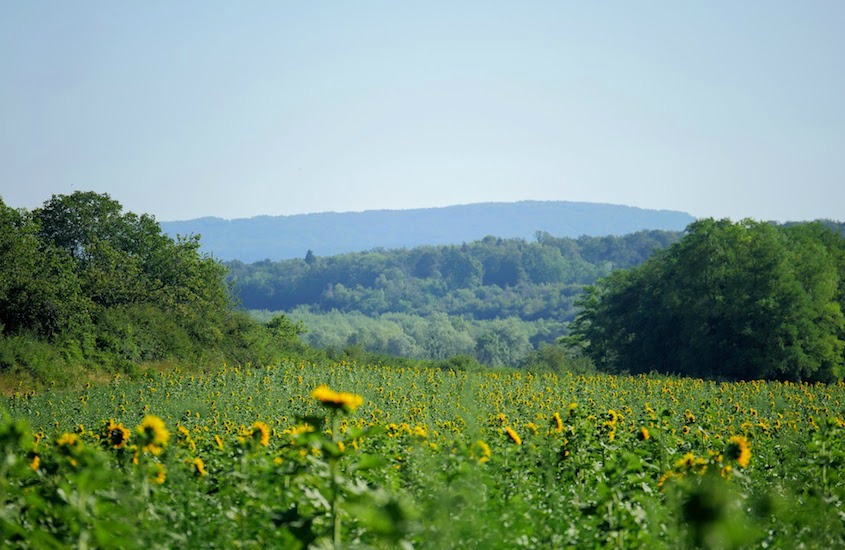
[431,354,483,372]
[520,344,595,375]
[0,333,72,385]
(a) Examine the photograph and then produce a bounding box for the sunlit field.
[3,361,844,548]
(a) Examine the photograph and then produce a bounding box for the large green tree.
[34,192,229,320]
[0,192,236,363]
[0,197,86,338]
[569,219,845,381]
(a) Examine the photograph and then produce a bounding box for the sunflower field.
[2,360,845,548]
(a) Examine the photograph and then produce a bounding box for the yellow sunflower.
[505,426,522,446]
[725,435,751,468]
[137,415,170,455]
[551,413,564,433]
[150,464,166,484]
[190,457,208,477]
[251,421,271,447]
[311,385,364,412]
[102,420,130,449]
[471,440,492,463]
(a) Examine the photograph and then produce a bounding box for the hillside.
[230,229,684,366]
[160,201,695,262]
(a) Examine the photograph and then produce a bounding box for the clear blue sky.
[2,2,843,222]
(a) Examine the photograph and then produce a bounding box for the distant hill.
[160,201,696,262]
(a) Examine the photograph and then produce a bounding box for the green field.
[2,360,844,548]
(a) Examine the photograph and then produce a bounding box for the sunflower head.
[504,426,522,446]
[311,385,364,413]
[55,432,80,450]
[102,420,130,449]
[725,435,751,468]
[137,416,170,455]
[251,421,271,447]
[551,413,564,433]
[190,457,208,477]
[150,464,166,484]
[471,440,492,463]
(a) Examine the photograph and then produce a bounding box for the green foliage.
[254,308,566,367]
[0,333,74,385]
[227,230,680,367]
[266,313,307,343]
[227,229,683,320]
[0,197,88,339]
[570,219,845,381]
[0,192,294,385]
[430,353,483,372]
[519,343,595,375]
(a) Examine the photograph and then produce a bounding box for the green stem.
[331,412,342,548]
[821,439,828,494]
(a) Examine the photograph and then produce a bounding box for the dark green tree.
[0,198,87,338]
[34,192,230,321]
[570,219,845,381]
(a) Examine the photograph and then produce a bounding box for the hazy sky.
[2,2,843,222]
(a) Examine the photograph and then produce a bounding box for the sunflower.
[551,412,564,433]
[190,457,208,477]
[137,415,170,455]
[56,432,80,449]
[674,452,707,473]
[471,440,492,463]
[311,385,364,412]
[725,435,751,468]
[658,471,679,489]
[251,421,271,447]
[505,426,522,446]
[150,464,166,484]
[102,420,130,449]
[637,427,651,441]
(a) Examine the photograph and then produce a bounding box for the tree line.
[227,229,683,322]
[5,191,842,383]
[227,230,682,369]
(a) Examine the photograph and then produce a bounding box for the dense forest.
[231,219,845,379]
[0,192,305,387]
[228,229,683,319]
[229,230,683,367]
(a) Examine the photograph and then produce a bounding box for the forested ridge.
[228,230,683,368]
[161,200,694,262]
[231,219,845,380]
[228,229,683,320]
